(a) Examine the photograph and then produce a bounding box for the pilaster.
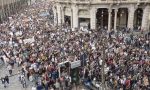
[142,5,150,31]
[53,6,57,26]
[57,4,61,25]
[90,7,96,29]
[114,9,118,31]
[108,8,112,31]
[61,6,65,24]
[72,4,79,28]
[127,5,135,29]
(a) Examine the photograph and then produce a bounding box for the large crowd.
[0,1,150,90]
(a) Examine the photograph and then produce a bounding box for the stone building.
[53,0,150,31]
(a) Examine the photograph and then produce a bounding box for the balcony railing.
[56,0,71,3]
[92,0,149,3]
[56,0,150,4]
[74,0,91,4]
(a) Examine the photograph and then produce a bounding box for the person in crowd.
[5,75,9,84]
[7,64,12,75]
[1,77,6,88]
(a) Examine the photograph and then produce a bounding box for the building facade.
[53,0,150,31]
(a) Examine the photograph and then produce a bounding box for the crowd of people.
[0,1,150,90]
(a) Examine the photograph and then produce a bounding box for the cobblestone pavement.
[0,64,32,90]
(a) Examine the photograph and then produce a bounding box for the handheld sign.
[70,60,81,69]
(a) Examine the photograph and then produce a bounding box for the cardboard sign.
[70,60,81,69]
[15,31,22,36]
[23,36,35,44]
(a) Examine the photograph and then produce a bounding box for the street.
[0,64,32,90]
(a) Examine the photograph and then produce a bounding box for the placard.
[70,60,81,69]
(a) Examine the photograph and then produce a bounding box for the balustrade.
[56,0,149,4]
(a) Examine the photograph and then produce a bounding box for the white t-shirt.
[31,86,36,90]
[7,65,12,70]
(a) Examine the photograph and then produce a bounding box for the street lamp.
[98,31,108,90]
[71,8,73,28]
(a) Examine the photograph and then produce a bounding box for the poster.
[70,60,81,69]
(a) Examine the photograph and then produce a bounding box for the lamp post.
[71,8,73,28]
[101,42,105,90]
[99,31,108,90]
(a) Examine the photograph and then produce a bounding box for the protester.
[5,75,9,84]
[7,64,13,75]
[1,77,6,88]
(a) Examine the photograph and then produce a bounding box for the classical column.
[61,7,65,24]
[7,4,10,17]
[128,6,135,30]
[108,8,112,31]
[72,5,78,28]
[90,7,96,29]
[0,0,3,21]
[71,8,73,28]
[142,5,150,31]
[114,9,118,31]
[57,5,61,25]
[53,6,57,26]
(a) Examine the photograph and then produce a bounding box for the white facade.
[53,0,150,31]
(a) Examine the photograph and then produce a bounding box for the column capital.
[72,4,78,8]
[61,5,65,10]
[143,5,150,11]
[108,8,112,13]
[114,8,118,12]
[91,6,96,11]
[128,6,135,13]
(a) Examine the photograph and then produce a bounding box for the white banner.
[15,31,22,36]
[23,36,35,44]
[70,60,81,69]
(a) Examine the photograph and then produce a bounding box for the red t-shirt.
[125,79,131,89]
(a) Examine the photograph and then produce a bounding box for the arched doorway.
[64,15,71,26]
[117,8,128,29]
[134,8,143,30]
[64,7,71,27]
[78,9,90,29]
[96,8,108,29]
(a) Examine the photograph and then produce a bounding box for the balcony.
[56,0,91,4]
[56,0,150,4]
[56,0,71,3]
[92,0,149,4]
